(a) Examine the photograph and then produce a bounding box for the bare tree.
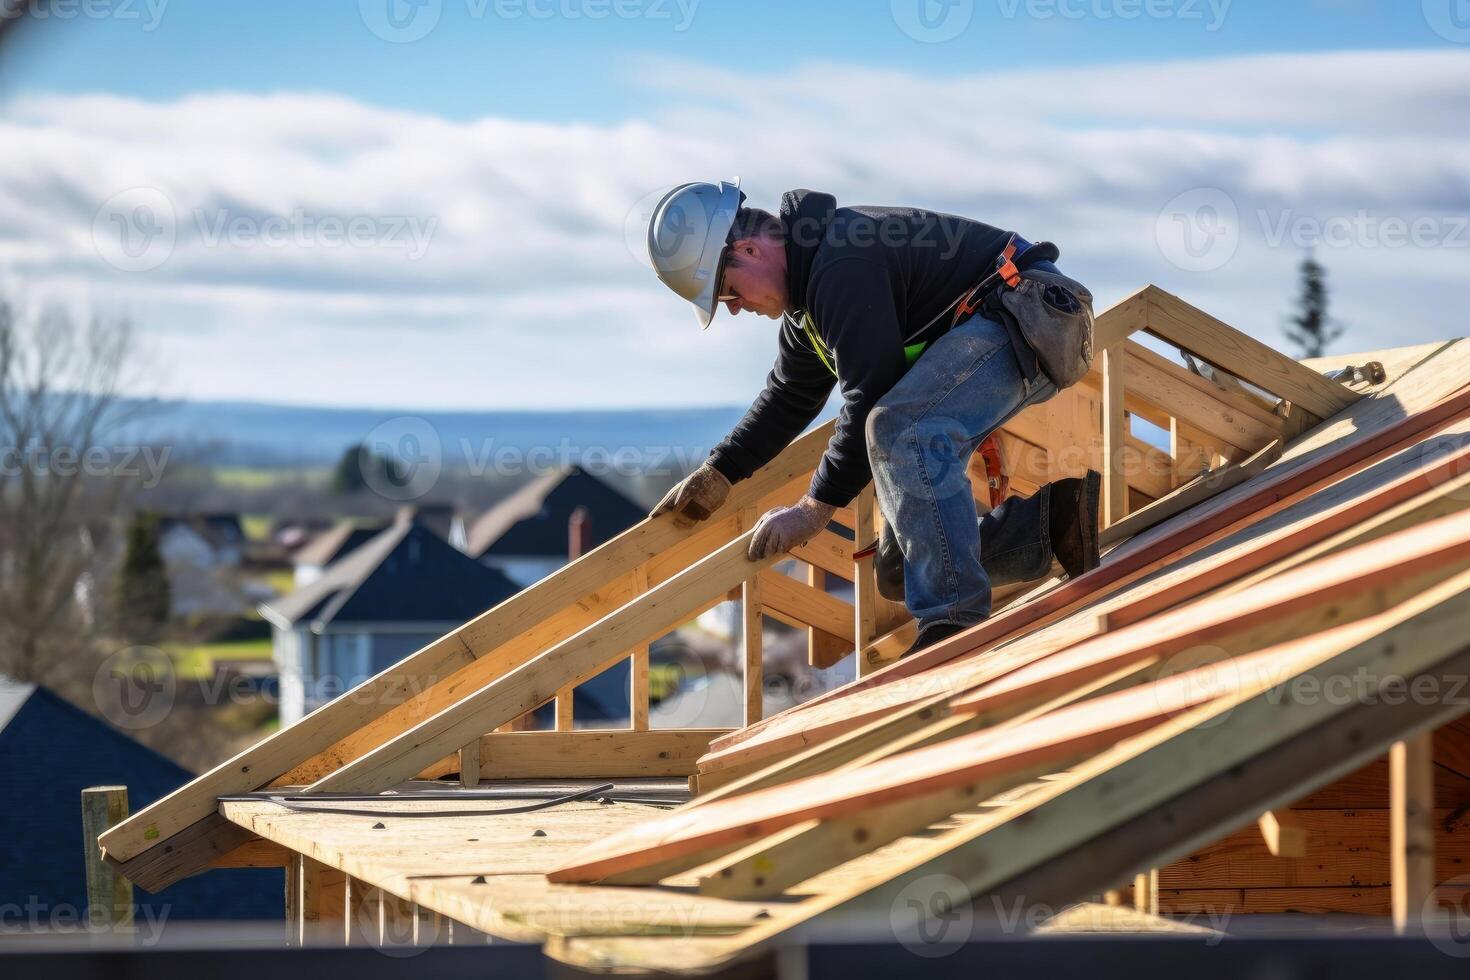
[0,299,150,686]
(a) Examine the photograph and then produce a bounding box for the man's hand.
[748,495,837,561]
[650,462,732,528]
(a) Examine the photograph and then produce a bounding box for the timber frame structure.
[97,286,1470,973]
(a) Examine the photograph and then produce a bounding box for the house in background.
[262,512,521,725]
[466,466,645,587]
[0,677,281,922]
[290,521,386,589]
[156,512,250,616]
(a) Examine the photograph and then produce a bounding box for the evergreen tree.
[330,444,406,495]
[115,510,171,639]
[1285,253,1345,359]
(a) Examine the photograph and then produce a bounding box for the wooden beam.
[1099,439,1281,549]
[305,531,780,795]
[99,421,836,877]
[704,505,1470,778]
[757,570,855,644]
[1391,734,1436,933]
[553,640,1332,885]
[1101,345,1128,528]
[742,521,764,727]
[457,738,480,788]
[1133,869,1159,915]
[791,531,855,581]
[1093,285,1151,352]
[696,666,1147,899]
[853,486,881,678]
[81,787,132,931]
[732,379,1470,724]
[784,573,1470,940]
[1257,810,1308,858]
[475,729,731,779]
[1142,286,1358,420]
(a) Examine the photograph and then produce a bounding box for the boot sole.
[1077,469,1101,575]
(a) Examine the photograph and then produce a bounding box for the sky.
[0,0,1467,409]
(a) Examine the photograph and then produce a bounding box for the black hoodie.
[707,189,1015,506]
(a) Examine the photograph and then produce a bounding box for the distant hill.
[115,399,749,471]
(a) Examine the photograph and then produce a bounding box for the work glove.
[650,461,732,528]
[748,495,837,562]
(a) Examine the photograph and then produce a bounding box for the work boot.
[875,523,905,602]
[1048,470,1101,580]
[900,621,967,659]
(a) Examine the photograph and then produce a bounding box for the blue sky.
[3,1,1459,121]
[0,2,1467,410]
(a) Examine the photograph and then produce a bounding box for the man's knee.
[866,403,912,463]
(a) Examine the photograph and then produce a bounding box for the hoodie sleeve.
[806,257,907,507]
[707,315,836,484]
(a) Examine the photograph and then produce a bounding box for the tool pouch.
[997,265,1095,390]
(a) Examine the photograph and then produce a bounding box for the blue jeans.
[866,312,1059,630]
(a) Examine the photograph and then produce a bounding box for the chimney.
[568,506,593,560]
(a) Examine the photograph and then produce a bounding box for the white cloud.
[0,47,1468,409]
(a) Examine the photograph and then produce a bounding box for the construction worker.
[646,180,1101,656]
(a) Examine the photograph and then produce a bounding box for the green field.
[166,638,274,680]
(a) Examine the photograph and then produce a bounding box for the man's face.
[718,236,789,320]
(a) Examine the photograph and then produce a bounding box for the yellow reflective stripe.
[801,313,838,377]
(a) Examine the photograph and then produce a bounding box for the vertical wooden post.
[1133,868,1159,915]
[81,786,133,931]
[554,683,574,731]
[1101,346,1128,528]
[853,486,880,678]
[344,876,369,946]
[630,565,650,731]
[739,506,763,726]
[288,854,338,946]
[458,737,481,789]
[1391,734,1435,933]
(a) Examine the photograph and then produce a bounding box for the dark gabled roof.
[467,466,645,559]
[292,521,387,568]
[0,679,280,920]
[262,519,519,630]
[158,512,245,551]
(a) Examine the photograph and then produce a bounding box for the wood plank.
[1160,808,1468,889]
[473,730,733,779]
[756,570,855,644]
[724,377,1470,735]
[790,531,855,581]
[81,786,132,930]
[704,505,1470,777]
[1257,810,1308,858]
[100,421,836,875]
[699,615,1108,777]
[742,573,764,727]
[695,669,1144,899]
[1099,439,1281,549]
[788,576,1470,941]
[305,532,781,795]
[551,640,1331,884]
[1142,286,1359,420]
[1392,734,1436,932]
[1102,345,1128,527]
[210,836,291,868]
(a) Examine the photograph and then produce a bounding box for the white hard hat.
[646,178,744,329]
